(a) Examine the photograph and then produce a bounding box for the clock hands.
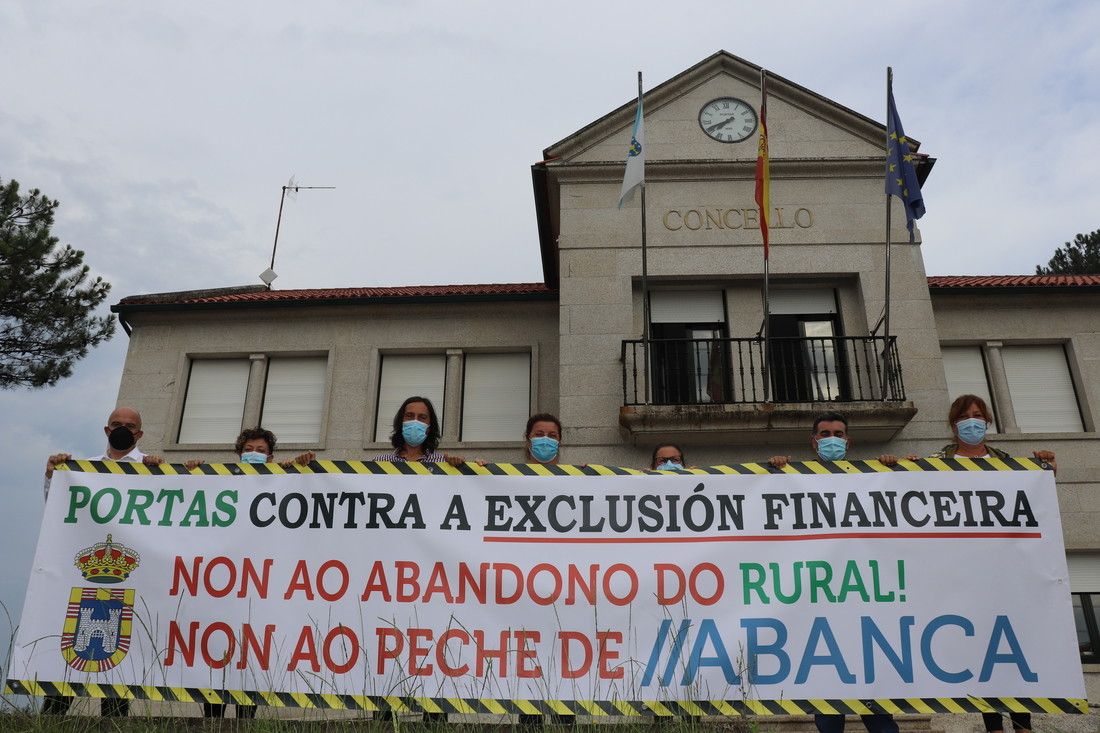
[705,115,742,133]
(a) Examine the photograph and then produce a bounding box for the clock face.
[698,97,758,143]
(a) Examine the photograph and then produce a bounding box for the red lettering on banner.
[396,560,420,601]
[408,627,434,675]
[494,563,523,603]
[456,563,488,603]
[437,629,471,676]
[376,628,404,673]
[165,620,198,667]
[166,621,275,670]
[316,560,349,601]
[655,562,724,605]
[474,630,510,676]
[597,631,624,679]
[603,563,639,605]
[527,563,562,605]
[200,621,236,668]
[237,624,275,670]
[322,626,359,674]
[655,563,686,604]
[515,630,542,678]
[373,627,548,679]
[559,631,592,678]
[287,626,320,672]
[423,562,455,602]
[239,559,272,598]
[566,564,597,605]
[170,557,202,596]
[169,556,272,598]
[360,560,391,601]
[284,560,315,600]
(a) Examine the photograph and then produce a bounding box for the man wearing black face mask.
[44,407,165,500]
[41,406,162,717]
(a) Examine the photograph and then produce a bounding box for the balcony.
[619,336,917,445]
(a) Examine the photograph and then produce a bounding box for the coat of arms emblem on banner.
[59,534,139,672]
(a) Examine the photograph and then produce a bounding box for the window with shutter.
[1001,345,1084,433]
[462,353,530,441]
[178,359,250,443]
[261,357,327,443]
[374,355,447,442]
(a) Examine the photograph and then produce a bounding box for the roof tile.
[927,275,1100,288]
[118,282,555,306]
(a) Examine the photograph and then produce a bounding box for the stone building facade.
[112,52,1100,712]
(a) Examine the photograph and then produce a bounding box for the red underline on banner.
[482,531,1043,543]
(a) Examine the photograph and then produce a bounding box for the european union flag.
[885,86,925,232]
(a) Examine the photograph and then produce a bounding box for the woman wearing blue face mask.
[373,396,465,465]
[931,395,1054,733]
[933,394,1056,470]
[524,413,563,464]
[650,444,688,471]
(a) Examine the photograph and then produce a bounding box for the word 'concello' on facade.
[663,206,815,231]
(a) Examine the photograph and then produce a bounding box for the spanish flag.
[754,70,770,259]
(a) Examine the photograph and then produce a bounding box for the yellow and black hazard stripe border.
[2,680,1088,715]
[58,455,1051,477]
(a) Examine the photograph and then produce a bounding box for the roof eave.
[112,290,560,316]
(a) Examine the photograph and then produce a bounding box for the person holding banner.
[650,443,688,470]
[930,394,1055,733]
[195,426,314,720]
[768,411,901,733]
[933,394,1056,470]
[524,413,563,465]
[373,396,465,466]
[186,427,316,478]
[44,407,164,499]
[768,411,906,469]
[41,406,163,717]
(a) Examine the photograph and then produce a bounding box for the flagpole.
[882,67,893,401]
[638,71,652,405]
[760,68,771,404]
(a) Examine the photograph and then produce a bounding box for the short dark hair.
[651,443,686,469]
[525,413,562,439]
[391,396,441,453]
[235,427,277,456]
[812,411,848,434]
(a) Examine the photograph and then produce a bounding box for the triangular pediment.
[543,50,918,165]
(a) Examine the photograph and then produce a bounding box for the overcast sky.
[2,0,1099,676]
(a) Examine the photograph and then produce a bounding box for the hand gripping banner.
[5,457,1088,717]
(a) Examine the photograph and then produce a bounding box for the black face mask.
[108,426,136,451]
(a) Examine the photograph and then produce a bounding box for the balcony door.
[649,291,729,405]
[767,289,849,403]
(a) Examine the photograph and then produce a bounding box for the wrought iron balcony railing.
[621,336,905,406]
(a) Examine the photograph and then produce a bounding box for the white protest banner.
[4,459,1087,716]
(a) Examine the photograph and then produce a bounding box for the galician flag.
[617,86,645,209]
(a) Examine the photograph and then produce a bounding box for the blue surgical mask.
[956,417,988,446]
[402,420,429,447]
[530,436,559,463]
[816,436,847,461]
[655,460,682,471]
[240,451,268,464]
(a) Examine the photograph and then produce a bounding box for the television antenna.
[260,176,335,287]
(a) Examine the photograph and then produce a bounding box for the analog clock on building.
[698,97,758,143]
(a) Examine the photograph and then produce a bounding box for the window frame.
[939,339,1090,436]
[364,345,537,450]
[1072,592,1100,664]
[168,350,332,452]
